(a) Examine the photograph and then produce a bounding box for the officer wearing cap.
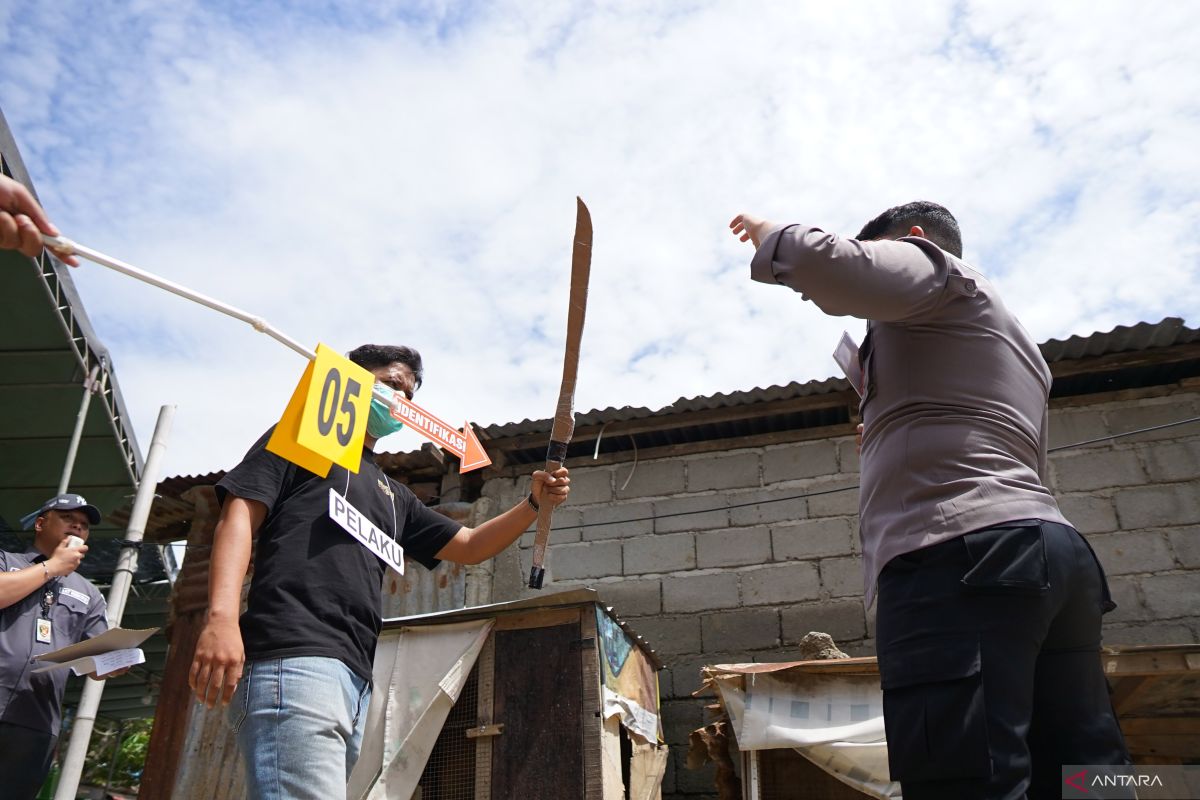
[0,494,116,799]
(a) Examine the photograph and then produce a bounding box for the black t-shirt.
[216,429,461,681]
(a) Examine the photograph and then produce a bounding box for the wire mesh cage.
[416,663,480,799]
[755,749,872,800]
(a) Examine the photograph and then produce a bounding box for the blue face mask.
[367,384,406,439]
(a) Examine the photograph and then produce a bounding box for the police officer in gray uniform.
[732,203,1130,799]
[0,494,114,799]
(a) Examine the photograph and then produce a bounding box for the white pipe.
[53,404,175,800]
[57,365,101,494]
[41,235,396,407]
[42,234,316,360]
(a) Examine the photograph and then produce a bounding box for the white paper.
[32,647,145,676]
[833,332,864,397]
[32,626,158,665]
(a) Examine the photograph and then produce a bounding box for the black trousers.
[0,721,57,800]
[875,520,1131,800]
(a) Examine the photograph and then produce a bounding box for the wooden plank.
[475,635,495,800]
[630,740,668,800]
[1123,734,1200,759]
[1109,676,1151,715]
[1120,717,1200,735]
[1104,649,1198,676]
[600,714,625,800]
[466,723,504,739]
[493,606,581,631]
[492,621,585,799]
[744,751,760,800]
[582,609,604,800]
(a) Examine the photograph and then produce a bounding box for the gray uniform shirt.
[751,224,1068,605]
[0,548,108,735]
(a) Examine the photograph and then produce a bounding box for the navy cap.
[21,493,103,529]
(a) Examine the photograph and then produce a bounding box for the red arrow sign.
[389,396,491,473]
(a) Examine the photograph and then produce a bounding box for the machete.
[529,197,592,589]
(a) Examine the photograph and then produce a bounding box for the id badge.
[35,618,52,644]
[833,331,864,397]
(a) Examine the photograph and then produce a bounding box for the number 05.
[317,368,362,446]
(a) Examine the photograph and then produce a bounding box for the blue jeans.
[229,656,372,800]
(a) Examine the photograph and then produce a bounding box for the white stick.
[42,235,395,409]
[42,234,317,360]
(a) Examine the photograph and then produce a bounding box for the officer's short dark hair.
[856,200,963,258]
[347,344,424,389]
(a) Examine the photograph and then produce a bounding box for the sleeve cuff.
[749,224,795,285]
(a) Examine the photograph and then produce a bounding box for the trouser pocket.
[227,662,252,734]
[960,522,1049,595]
[879,634,991,782]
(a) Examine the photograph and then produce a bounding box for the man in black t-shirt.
[188,344,570,800]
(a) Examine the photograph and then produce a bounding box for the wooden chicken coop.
[349,588,668,800]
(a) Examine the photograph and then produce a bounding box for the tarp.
[708,665,900,800]
[596,606,662,744]
[349,618,494,800]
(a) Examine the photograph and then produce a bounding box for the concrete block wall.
[1047,392,1200,645]
[482,388,1200,799]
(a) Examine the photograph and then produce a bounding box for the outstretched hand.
[729,213,775,250]
[0,175,78,266]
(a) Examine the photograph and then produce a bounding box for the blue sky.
[2,1,1197,475]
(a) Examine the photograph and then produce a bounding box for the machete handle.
[528,457,565,589]
[529,507,553,588]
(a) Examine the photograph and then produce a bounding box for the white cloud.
[1,0,1197,476]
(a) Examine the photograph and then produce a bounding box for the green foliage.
[79,716,155,791]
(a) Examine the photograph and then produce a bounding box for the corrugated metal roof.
[1040,317,1199,362]
[482,377,851,440]
[140,316,1200,482]
[482,317,1199,441]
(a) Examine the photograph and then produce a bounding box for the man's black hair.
[347,344,424,389]
[856,200,963,258]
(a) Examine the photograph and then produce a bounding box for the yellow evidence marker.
[268,344,375,476]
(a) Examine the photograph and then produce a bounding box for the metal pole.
[57,365,101,494]
[103,720,126,793]
[54,404,175,800]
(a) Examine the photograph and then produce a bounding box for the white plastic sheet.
[713,670,901,799]
[349,619,494,800]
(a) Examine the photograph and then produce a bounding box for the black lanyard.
[37,561,57,618]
